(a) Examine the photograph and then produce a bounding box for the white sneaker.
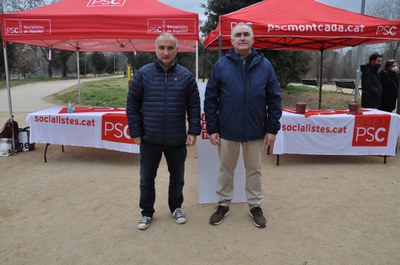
[137,216,152,230]
[172,208,187,224]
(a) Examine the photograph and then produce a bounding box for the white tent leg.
[3,44,16,154]
[76,51,81,105]
[354,45,363,102]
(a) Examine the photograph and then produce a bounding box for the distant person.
[204,22,282,228]
[361,53,383,108]
[126,33,201,230]
[379,59,399,113]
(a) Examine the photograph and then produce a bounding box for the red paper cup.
[296,102,307,114]
[348,102,359,114]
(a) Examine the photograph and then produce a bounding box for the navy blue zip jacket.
[126,59,201,146]
[204,48,282,142]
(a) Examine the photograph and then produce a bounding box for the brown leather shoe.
[249,207,266,228]
[209,206,230,225]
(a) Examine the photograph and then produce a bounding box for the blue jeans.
[139,140,187,217]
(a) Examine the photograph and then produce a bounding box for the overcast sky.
[160,0,376,21]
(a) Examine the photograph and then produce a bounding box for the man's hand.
[209,133,220,145]
[133,136,142,146]
[263,133,276,153]
[186,135,197,147]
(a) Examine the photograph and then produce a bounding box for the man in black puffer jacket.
[361,53,383,108]
[126,33,200,230]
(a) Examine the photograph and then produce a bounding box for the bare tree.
[0,0,6,13]
[369,0,400,60]
[322,51,341,82]
[40,48,53,77]
[12,45,36,78]
[6,0,46,12]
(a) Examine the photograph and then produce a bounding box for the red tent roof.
[204,0,400,51]
[0,0,199,52]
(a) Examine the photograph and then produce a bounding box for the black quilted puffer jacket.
[126,59,201,146]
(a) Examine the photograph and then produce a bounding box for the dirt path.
[0,76,120,113]
[0,80,399,265]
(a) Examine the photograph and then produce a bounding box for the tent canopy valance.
[204,0,400,51]
[1,0,199,52]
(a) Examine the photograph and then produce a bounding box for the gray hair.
[155,33,179,47]
[231,22,254,39]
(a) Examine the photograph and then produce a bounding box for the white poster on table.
[273,109,400,156]
[197,82,246,204]
[26,107,140,154]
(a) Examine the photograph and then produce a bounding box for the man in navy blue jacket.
[204,23,282,228]
[126,33,201,230]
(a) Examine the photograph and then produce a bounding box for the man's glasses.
[233,32,252,38]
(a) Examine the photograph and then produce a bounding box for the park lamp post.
[354,0,366,102]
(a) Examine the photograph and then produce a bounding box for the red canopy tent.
[0,0,199,154]
[204,0,400,51]
[1,0,199,52]
[203,0,400,108]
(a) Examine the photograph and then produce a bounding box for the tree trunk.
[47,60,53,78]
[62,60,68,77]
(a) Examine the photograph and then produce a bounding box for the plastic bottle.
[67,102,74,113]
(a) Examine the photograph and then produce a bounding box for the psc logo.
[352,115,391,147]
[148,19,164,34]
[102,114,135,144]
[4,20,20,35]
[200,113,209,139]
[6,27,19,34]
[376,25,397,36]
[149,26,162,33]
[87,0,126,7]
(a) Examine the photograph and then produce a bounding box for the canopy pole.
[318,49,324,109]
[195,40,199,81]
[76,50,81,106]
[397,79,400,114]
[354,0,366,103]
[218,16,222,58]
[3,42,16,154]
[202,50,206,82]
[218,36,222,58]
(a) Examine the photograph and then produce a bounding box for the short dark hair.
[369,53,382,63]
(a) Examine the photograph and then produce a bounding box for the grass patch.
[282,84,354,109]
[283,84,316,94]
[55,77,129,107]
[54,78,355,110]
